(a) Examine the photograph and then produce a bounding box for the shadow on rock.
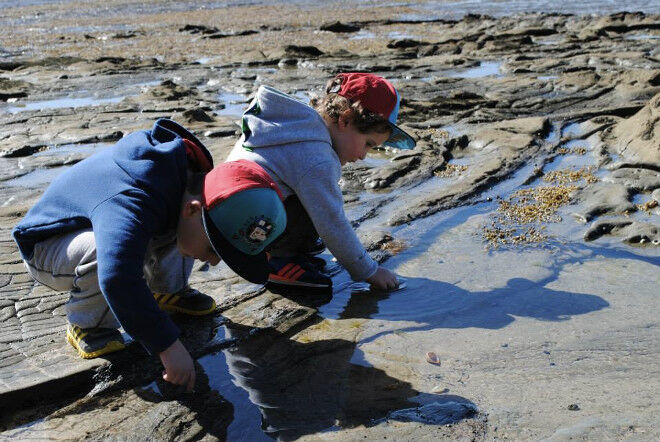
[338,276,609,333]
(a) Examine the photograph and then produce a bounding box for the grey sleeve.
[293,162,378,281]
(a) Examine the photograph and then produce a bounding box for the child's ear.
[183,199,204,217]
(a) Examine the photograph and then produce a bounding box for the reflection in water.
[5,95,126,113]
[222,328,417,440]
[214,289,476,440]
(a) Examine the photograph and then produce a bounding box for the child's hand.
[366,266,399,291]
[159,339,196,392]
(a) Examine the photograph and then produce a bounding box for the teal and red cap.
[201,160,286,284]
[335,72,416,150]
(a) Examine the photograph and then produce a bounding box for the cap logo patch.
[234,216,275,248]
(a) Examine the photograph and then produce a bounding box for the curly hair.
[310,76,392,136]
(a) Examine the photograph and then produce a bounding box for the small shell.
[426,351,441,365]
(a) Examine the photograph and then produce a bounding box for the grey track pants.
[23,228,193,330]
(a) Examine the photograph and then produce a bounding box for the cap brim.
[202,208,270,284]
[384,123,416,150]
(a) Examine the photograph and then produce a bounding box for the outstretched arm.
[92,191,181,354]
[294,162,379,282]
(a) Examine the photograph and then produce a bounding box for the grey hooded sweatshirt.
[226,86,378,281]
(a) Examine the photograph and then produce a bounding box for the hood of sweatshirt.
[240,86,332,149]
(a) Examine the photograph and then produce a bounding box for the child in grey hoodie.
[226,73,416,291]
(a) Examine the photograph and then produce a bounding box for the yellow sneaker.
[66,324,125,359]
[153,287,216,316]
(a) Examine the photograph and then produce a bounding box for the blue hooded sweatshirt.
[12,119,212,354]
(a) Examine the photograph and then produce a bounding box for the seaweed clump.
[483,167,598,248]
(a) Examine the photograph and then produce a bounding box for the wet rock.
[357,230,408,264]
[0,143,47,158]
[203,126,239,138]
[180,107,215,123]
[123,80,201,112]
[320,22,360,33]
[387,39,429,49]
[604,166,660,192]
[23,56,84,69]
[1,371,234,440]
[363,153,426,190]
[652,189,660,203]
[479,33,534,51]
[591,11,659,35]
[388,117,547,225]
[205,29,259,39]
[506,27,558,37]
[143,80,198,102]
[572,182,634,222]
[584,218,659,246]
[0,62,23,72]
[447,89,496,109]
[94,56,126,64]
[470,117,550,152]
[0,78,30,101]
[220,292,317,333]
[601,92,659,164]
[386,401,478,425]
[77,131,124,144]
[179,24,219,35]
[609,70,660,103]
[111,31,138,39]
[278,57,298,68]
[284,45,324,58]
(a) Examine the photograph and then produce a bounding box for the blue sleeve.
[91,190,180,354]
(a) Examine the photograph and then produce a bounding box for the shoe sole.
[66,328,125,359]
[268,274,331,288]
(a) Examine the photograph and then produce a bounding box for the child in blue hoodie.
[13,119,286,392]
[226,73,416,292]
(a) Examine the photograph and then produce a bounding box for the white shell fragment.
[426,351,441,365]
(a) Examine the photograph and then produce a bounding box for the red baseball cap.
[335,72,416,150]
[201,160,286,284]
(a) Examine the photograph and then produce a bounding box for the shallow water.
[624,34,660,40]
[398,0,660,20]
[4,166,70,188]
[5,0,658,29]
[4,96,126,114]
[422,61,504,82]
[215,91,249,117]
[445,61,503,79]
[191,324,472,440]
[2,80,161,114]
[4,143,111,188]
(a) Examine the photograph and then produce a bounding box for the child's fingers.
[162,369,195,392]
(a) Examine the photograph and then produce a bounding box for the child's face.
[176,200,221,265]
[332,112,390,165]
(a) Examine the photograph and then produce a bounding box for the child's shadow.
[337,276,610,335]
